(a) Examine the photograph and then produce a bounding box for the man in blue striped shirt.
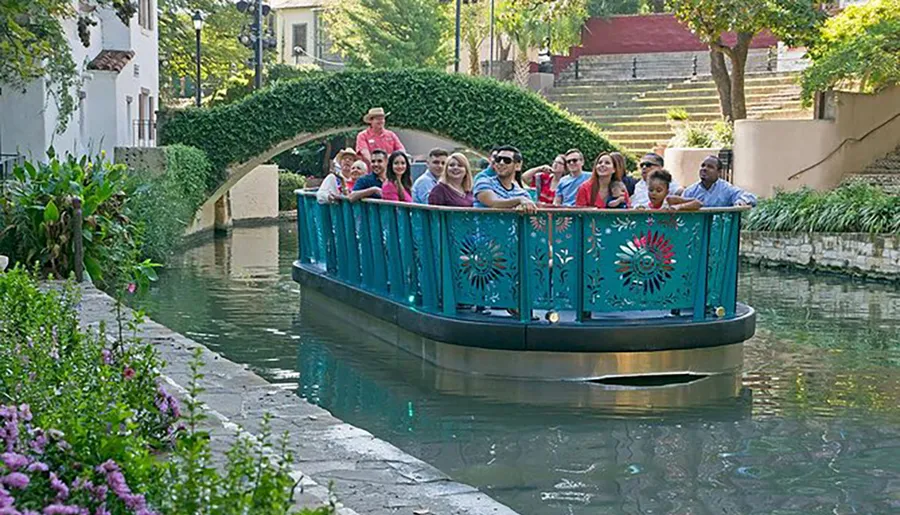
[682,155,757,207]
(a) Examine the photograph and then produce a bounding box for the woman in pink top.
[381,150,413,202]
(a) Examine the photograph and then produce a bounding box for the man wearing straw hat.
[356,107,405,164]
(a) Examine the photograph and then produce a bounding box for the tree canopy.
[322,0,452,69]
[801,0,900,105]
[668,0,824,120]
[0,0,135,133]
[158,0,257,103]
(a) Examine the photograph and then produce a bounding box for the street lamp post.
[488,0,495,78]
[192,11,204,107]
[454,0,461,73]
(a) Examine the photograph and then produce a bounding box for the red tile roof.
[87,50,135,73]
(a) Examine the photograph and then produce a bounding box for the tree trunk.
[514,45,530,88]
[467,38,481,75]
[728,32,753,120]
[499,37,511,61]
[709,46,733,121]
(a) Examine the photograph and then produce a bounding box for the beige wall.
[663,147,720,190]
[230,164,279,222]
[185,164,279,236]
[734,86,900,197]
[276,8,318,66]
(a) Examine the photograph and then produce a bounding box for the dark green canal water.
[135,222,900,514]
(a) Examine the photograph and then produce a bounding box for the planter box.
[664,147,720,190]
[741,231,900,280]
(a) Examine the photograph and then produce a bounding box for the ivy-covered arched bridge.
[159,69,622,210]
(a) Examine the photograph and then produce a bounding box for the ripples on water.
[135,223,900,515]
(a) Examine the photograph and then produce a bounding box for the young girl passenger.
[639,170,702,211]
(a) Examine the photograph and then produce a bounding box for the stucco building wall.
[734,86,900,197]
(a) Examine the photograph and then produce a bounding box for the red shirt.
[575,179,631,208]
[355,128,405,161]
[529,172,556,204]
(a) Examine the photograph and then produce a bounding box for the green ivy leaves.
[159,69,623,191]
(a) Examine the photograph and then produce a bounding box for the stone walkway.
[76,284,520,515]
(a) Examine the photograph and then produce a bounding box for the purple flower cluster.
[154,386,180,420]
[0,405,160,515]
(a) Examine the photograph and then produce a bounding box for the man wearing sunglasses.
[473,145,537,213]
[631,153,682,207]
[553,148,590,206]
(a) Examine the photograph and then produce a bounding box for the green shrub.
[279,172,308,211]
[744,183,900,233]
[669,120,734,149]
[159,69,625,189]
[130,145,211,263]
[0,268,335,514]
[801,0,900,106]
[666,107,690,122]
[0,150,148,288]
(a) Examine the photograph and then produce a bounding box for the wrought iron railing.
[296,191,745,324]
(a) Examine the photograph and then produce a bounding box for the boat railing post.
[320,204,337,275]
[296,192,306,263]
[722,212,741,317]
[417,209,439,311]
[342,201,360,285]
[332,203,349,281]
[691,213,712,321]
[356,202,374,288]
[517,214,531,322]
[574,213,586,323]
[440,211,456,316]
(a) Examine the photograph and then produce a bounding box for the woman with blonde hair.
[428,153,474,207]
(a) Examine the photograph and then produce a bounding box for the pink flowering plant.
[0,269,332,514]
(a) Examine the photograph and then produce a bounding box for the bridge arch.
[159,69,622,206]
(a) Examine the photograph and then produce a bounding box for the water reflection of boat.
[299,288,752,416]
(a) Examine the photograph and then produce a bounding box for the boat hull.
[294,261,754,381]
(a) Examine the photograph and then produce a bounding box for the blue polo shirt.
[352,173,383,198]
[555,172,590,206]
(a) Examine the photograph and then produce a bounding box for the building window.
[292,23,308,59]
[139,0,154,31]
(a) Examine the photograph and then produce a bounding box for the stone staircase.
[544,72,810,156]
[841,145,900,194]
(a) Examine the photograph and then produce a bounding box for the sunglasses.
[494,156,515,164]
[565,157,582,164]
[640,162,658,168]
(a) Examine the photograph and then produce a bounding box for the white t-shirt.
[631,178,681,207]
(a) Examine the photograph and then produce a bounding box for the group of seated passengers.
[316,145,757,212]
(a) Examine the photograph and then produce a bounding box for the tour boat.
[292,190,755,384]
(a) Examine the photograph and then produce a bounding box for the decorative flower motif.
[458,235,508,290]
[616,230,676,294]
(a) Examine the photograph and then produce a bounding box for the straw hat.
[363,107,390,123]
[336,147,357,160]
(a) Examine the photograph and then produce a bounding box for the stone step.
[584,112,726,124]
[572,103,808,118]
[554,73,800,91]
[601,130,676,142]
[841,173,900,193]
[555,92,801,110]
[596,121,679,131]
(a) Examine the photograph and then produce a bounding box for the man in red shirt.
[356,107,405,164]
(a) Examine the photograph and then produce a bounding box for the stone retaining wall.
[740,232,900,279]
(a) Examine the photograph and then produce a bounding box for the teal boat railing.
[296,190,745,323]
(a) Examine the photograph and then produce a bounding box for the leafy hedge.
[279,172,308,211]
[130,145,212,263]
[744,183,900,233]
[159,69,623,184]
